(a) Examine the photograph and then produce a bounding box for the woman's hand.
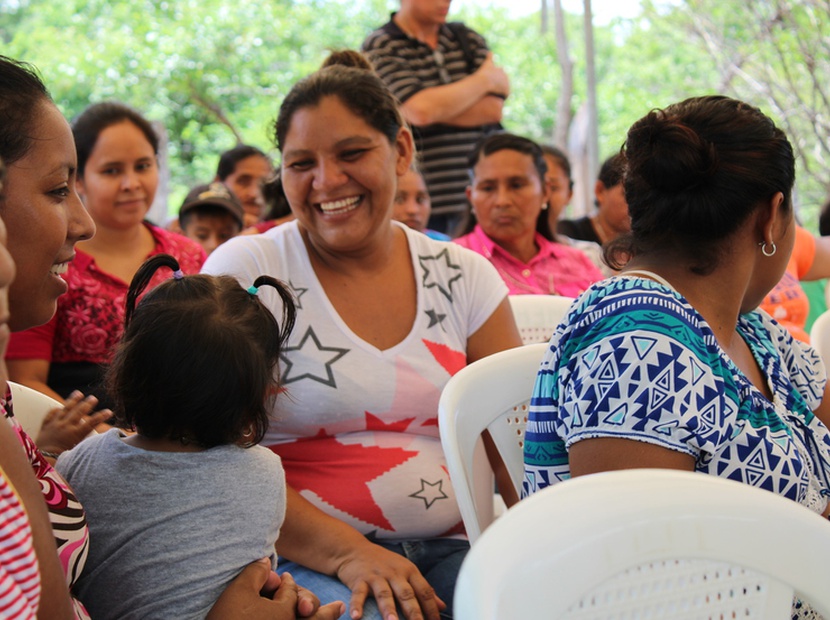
[35,391,112,457]
[336,544,445,620]
[278,487,444,619]
[207,559,345,620]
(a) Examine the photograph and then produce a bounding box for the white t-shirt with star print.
[202,221,508,539]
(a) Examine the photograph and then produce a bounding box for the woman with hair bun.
[204,51,521,620]
[524,94,830,617]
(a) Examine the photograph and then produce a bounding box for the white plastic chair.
[8,381,64,439]
[508,294,575,345]
[810,308,830,367]
[8,382,98,447]
[455,469,830,620]
[438,343,547,543]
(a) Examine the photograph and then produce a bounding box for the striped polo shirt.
[362,15,501,219]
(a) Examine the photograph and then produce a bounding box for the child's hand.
[36,391,113,458]
[263,568,343,618]
[207,559,345,620]
[260,565,282,597]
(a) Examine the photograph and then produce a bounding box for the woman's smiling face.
[77,120,158,232]
[280,95,412,256]
[2,101,94,331]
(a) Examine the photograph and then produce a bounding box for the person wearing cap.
[179,182,245,254]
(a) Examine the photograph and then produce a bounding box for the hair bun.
[321,49,373,72]
[627,112,718,193]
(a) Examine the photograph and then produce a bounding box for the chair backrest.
[810,308,830,367]
[438,343,548,543]
[455,469,830,620]
[508,294,575,345]
[8,381,64,439]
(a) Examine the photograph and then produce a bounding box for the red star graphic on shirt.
[275,433,418,531]
[365,412,416,433]
[423,340,466,377]
[364,357,443,438]
[437,520,466,538]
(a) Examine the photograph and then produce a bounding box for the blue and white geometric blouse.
[523,274,830,516]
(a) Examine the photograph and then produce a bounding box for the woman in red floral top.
[7,102,205,411]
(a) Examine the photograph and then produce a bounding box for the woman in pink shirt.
[454,133,603,296]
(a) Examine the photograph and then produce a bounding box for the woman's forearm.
[277,485,372,575]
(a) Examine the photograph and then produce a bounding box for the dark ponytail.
[124,254,180,328]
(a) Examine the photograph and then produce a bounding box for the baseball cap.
[179,182,245,228]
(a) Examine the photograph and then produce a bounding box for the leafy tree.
[2,0,826,225]
[635,0,830,226]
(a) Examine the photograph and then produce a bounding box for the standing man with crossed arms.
[362,0,510,237]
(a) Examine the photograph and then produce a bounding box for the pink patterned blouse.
[454,225,603,297]
[3,388,89,619]
[0,461,40,619]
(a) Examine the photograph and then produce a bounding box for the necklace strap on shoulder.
[619,269,674,290]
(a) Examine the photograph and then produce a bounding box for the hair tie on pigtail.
[172,270,184,280]
[247,285,259,296]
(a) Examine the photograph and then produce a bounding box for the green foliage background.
[2,0,828,227]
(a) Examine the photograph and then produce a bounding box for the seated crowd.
[2,22,830,620]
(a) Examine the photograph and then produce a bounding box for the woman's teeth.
[319,196,361,214]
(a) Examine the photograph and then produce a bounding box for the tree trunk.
[582,0,599,216]
[552,0,573,151]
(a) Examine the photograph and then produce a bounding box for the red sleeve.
[255,220,278,234]
[5,315,56,362]
[152,226,206,274]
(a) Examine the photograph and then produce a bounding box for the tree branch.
[186,82,245,144]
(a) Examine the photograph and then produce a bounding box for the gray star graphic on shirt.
[280,326,349,387]
[425,308,447,331]
[419,249,462,303]
[288,280,308,310]
[409,479,449,509]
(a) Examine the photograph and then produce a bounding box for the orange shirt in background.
[760,225,815,343]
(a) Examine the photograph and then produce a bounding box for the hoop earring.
[759,240,777,257]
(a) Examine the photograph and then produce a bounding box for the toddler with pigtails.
[55,253,297,619]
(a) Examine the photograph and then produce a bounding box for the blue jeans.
[278,538,468,619]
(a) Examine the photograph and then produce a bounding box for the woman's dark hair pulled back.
[72,101,159,177]
[608,95,795,274]
[0,55,52,166]
[462,132,549,237]
[467,132,548,183]
[274,63,404,151]
[320,49,374,72]
[216,144,269,181]
[541,145,573,189]
[107,254,296,448]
